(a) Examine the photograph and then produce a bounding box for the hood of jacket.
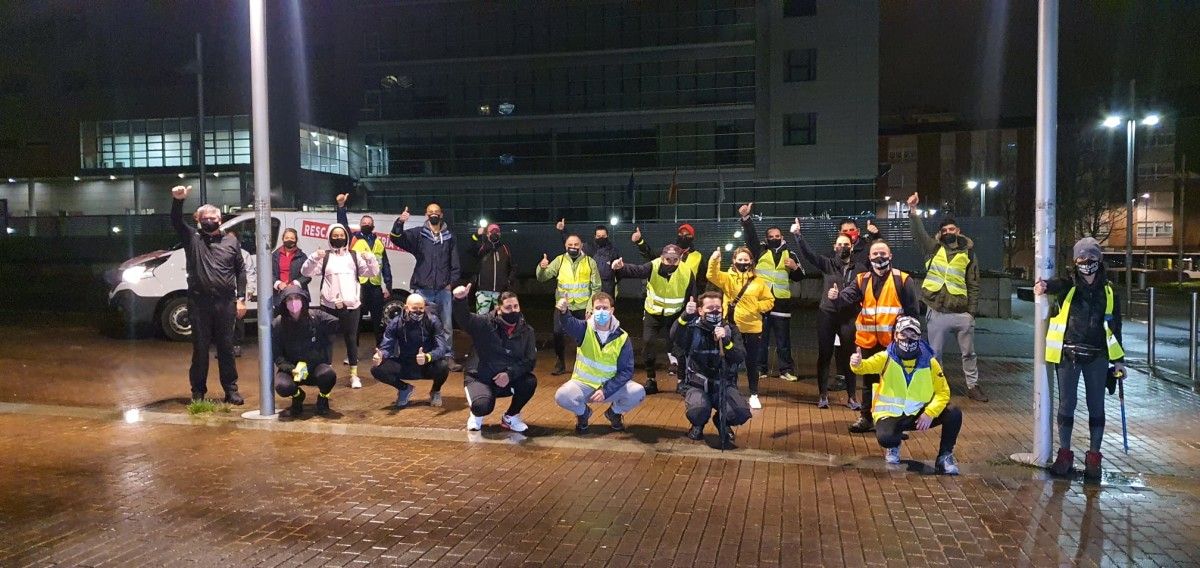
[275,284,312,318]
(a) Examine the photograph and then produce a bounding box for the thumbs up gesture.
[1033,279,1047,296]
[539,253,550,269]
[399,206,410,223]
[556,296,570,313]
[784,256,799,271]
[171,185,191,200]
[631,226,642,243]
[850,347,863,368]
[738,202,753,219]
[866,219,879,235]
[336,193,349,207]
[906,192,920,209]
[685,295,697,315]
[452,283,471,300]
[611,257,625,271]
[710,248,722,263]
[790,217,802,237]
[555,218,566,231]
[826,282,839,301]
[415,346,427,366]
[372,348,383,367]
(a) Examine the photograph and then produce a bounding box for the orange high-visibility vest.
[855,269,908,349]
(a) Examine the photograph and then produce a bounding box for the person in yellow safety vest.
[850,316,962,475]
[1034,237,1126,481]
[707,246,774,409]
[905,193,985,402]
[612,244,698,395]
[633,223,708,377]
[737,202,805,382]
[337,194,393,354]
[537,234,602,376]
[553,292,645,434]
[830,240,920,434]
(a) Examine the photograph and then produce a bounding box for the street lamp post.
[1142,193,1151,268]
[1103,96,1160,307]
[966,179,1000,216]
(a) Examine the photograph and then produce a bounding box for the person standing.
[906,192,985,401]
[1034,237,1126,481]
[837,217,884,271]
[829,240,920,433]
[170,185,247,404]
[706,246,774,408]
[370,294,451,408]
[471,223,516,315]
[390,203,463,371]
[272,285,340,416]
[672,292,751,448]
[738,202,804,382]
[301,223,379,388]
[611,244,697,395]
[537,235,601,375]
[557,219,621,296]
[451,284,537,432]
[336,193,392,347]
[553,292,645,433]
[633,222,708,377]
[792,218,865,409]
[271,228,311,308]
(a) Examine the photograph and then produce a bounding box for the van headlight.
[121,256,169,284]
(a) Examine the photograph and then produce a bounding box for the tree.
[1056,128,1124,265]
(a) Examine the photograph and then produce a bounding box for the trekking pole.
[1117,370,1129,454]
[717,327,729,451]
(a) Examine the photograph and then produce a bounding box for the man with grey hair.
[171,185,247,404]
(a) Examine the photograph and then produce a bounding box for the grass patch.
[186,399,233,415]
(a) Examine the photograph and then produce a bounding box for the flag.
[717,167,726,206]
[625,170,636,202]
[666,167,679,204]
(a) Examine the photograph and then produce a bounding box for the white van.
[107,210,423,340]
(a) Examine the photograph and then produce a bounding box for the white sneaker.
[350,375,362,389]
[502,414,529,433]
[748,394,762,409]
[466,414,484,431]
[885,446,901,464]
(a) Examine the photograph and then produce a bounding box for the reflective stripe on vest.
[756,250,792,299]
[352,236,386,286]
[644,259,690,316]
[1045,284,1125,364]
[871,354,935,420]
[923,247,970,296]
[557,255,594,310]
[570,323,628,389]
[855,269,907,349]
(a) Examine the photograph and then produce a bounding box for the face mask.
[896,338,919,358]
[940,233,957,246]
[843,228,860,242]
[404,310,424,323]
[360,225,375,235]
[658,263,678,277]
[1076,260,1100,276]
[330,237,348,249]
[676,236,693,249]
[766,238,783,250]
[428,215,443,226]
[734,262,752,272]
[871,257,891,270]
[283,240,297,249]
[592,309,611,326]
[835,246,851,259]
[567,248,581,258]
[489,233,500,243]
[595,237,609,248]
[199,220,220,234]
[500,311,522,325]
[286,298,303,317]
[703,312,722,325]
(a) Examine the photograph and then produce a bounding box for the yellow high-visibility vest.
[871,353,936,420]
[556,255,595,311]
[571,323,627,388]
[1045,285,1125,364]
[352,235,386,286]
[756,249,792,299]
[922,247,970,296]
[644,259,690,316]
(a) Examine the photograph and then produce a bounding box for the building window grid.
[784,113,817,146]
[299,124,350,176]
[786,49,817,82]
[1137,221,1173,238]
[82,115,251,170]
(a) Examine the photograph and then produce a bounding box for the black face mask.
[766,238,783,250]
[500,312,522,325]
[658,263,678,277]
[488,233,501,243]
[428,215,443,226]
[835,246,851,259]
[703,312,722,325]
[594,237,609,248]
[403,311,424,323]
[676,236,693,249]
[360,225,375,235]
[283,240,297,249]
[567,248,581,259]
[734,263,752,272]
[330,238,348,249]
[199,220,220,234]
[940,233,958,246]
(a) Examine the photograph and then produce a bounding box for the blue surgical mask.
[593,309,611,326]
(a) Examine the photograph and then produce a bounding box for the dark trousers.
[325,306,362,366]
[1055,354,1109,452]
[857,344,886,420]
[188,293,239,396]
[371,358,450,392]
[875,405,963,456]
[464,374,537,417]
[684,385,751,428]
[273,363,337,398]
[742,332,763,394]
[600,278,616,297]
[232,316,246,347]
[359,283,387,347]
[641,313,676,379]
[554,309,587,363]
[817,310,857,398]
[759,306,795,374]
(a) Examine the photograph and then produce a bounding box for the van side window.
[228,219,281,253]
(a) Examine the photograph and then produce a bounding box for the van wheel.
[380,291,410,329]
[160,297,192,341]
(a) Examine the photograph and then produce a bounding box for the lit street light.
[1102,106,1160,306]
[966,179,1000,216]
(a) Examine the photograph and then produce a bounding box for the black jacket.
[742,218,804,282]
[671,313,745,392]
[271,247,312,289]
[613,261,697,316]
[795,235,865,316]
[272,287,340,370]
[470,233,517,293]
[1044,268,1124,361]
[560,229,621,283]
[453,297,537,384]
[171,199,246,299]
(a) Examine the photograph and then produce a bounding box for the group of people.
[175,185,1126,477]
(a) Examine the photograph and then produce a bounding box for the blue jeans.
[418,288,455,359]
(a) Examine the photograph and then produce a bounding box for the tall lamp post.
[1142,192,1151,268]
[966,179,999,216]
[1102,109,1160,307]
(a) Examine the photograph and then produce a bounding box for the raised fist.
[171,185,191,200]
[336,193,349,207]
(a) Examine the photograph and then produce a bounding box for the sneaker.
[780,372,799,382]
[289,389,306,416]
[467,414,484,431]
[575,407,592,434]
[686,425,704,440]
[848,416,874,433]
[343,358,349,365]
[935,452,959,475]
[232,345,243,358]
[644,378,659,395]
[847,397,862,411]
[668,361,678,376]
[967,386,989,402]
[884,446,901,464]
[604,408,625,431]
[1050,448,1074,477]
[223,392,244,406]
[748,394,762,409]
[502,413,529,433]
[817,396,830,409]
[350,375,363,389]
[429,391,443,408]
[1084,451,1103,481]
[394,384,415,408]
[551,360,568,376]
[314,395,330,416]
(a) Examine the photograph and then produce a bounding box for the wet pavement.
[2,310,1200,566]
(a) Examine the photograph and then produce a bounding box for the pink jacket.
[300,248,379,310]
